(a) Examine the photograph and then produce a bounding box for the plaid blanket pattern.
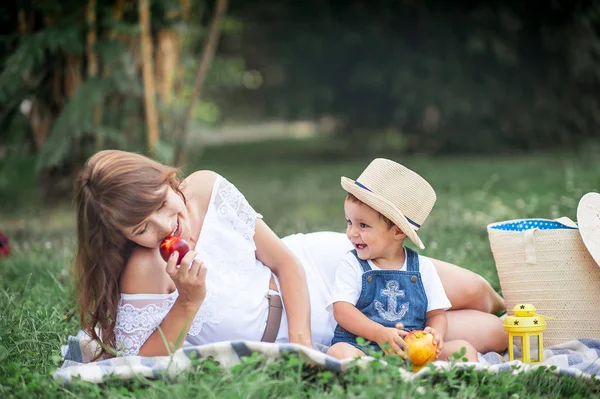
[55,333,600,384]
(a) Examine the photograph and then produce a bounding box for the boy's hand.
[374,323,408,357]
[423,326,444,354]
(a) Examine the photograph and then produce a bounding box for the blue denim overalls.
[331,247,428,352]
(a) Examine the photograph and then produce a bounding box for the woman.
[75,150,507,360]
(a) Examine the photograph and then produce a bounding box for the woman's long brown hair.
[74,150,184,359]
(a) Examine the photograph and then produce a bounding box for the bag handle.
[523,217,577,265]
[524,228,538,265]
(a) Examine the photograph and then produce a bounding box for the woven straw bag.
[487,193,600,347]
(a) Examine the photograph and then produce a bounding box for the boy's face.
[344,198,405,263]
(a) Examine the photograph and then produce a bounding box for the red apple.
[404,330,438,370]
[159,236,190,265]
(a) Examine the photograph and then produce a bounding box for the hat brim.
[577,192,600,267]
[341,177,425,249]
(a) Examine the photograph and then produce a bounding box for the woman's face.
[122,187,190,249]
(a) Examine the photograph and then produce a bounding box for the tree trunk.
[180,0,192,19]
[105,0,126,72]
[139,0,160,156]
[18,7,48,152]
[18,9,27,33]
[173,0,229,166]
[155,0,188,104]
[86,0,98,79]
[155,29,179,105]
[64,55,82,99]
[52,61,63,106]
[87,0,103,148]
[174,0,194,100]
[105,0,125,138]
[30,100,53,152]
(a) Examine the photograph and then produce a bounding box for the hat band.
[354,181,372,192]
[354,180,422,231]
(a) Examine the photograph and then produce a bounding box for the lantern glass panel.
[512,335,523,361]
[529,335,540,362]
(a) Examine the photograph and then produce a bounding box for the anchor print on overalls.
[374,280,410,321]
[331,247,428,352]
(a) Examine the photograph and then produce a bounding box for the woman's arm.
[427,257,505,314]
[254,219,312,347]
[118,244,207,357]
[137,297,201,356]
[136,251,207,356]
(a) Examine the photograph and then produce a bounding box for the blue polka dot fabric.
[490,219,578,231]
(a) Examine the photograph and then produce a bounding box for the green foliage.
[0,25,83,104]
[0,2,142,175]
[3,0,600,175]
[227,0,600,154]
[36,79,108,170]
[0,153,40,212]
[0,0,258,184]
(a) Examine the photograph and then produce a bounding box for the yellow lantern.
[503,304,547,363]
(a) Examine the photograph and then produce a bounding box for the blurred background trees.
[1,0,599,195]
[230,0,600,154]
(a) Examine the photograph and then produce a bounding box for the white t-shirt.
[328,248,452,313]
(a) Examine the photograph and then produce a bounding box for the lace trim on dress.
[213,176,261,249]
[114,290,224,355]
[114,295,176,356]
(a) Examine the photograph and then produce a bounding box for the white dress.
[114,175,353,356]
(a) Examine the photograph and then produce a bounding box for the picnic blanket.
[55,333,600,384]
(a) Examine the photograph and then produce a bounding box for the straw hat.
[341,158,436,249]
[577,192,600,267]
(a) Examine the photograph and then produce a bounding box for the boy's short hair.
[346,193,397,230]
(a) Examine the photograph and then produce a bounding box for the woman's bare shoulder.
[120,246,173,295]
[183,170,217,195]
[181,170,218,209]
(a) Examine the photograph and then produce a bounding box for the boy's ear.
[393,226,407,240]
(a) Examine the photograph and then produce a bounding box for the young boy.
[326,158,478,362]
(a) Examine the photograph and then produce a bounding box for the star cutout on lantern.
[520,305,525,309]
[534,319,538,325]
[514,320,519,325]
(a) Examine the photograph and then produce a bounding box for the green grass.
[2,138,600,397]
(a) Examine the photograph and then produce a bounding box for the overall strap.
[405,247,420,272]
[350,249,372,272]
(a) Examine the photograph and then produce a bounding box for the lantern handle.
[533,312,556,320]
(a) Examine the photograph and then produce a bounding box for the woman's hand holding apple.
[165,249,207,310]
